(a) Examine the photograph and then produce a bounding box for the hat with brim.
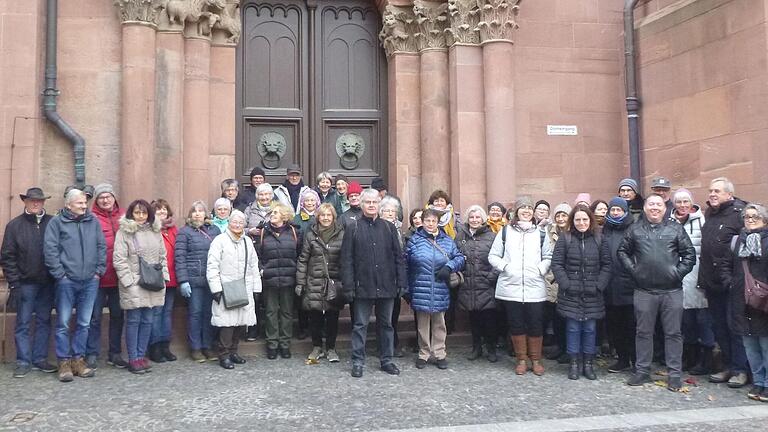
[286,164,302,175]
[20,187,51,201]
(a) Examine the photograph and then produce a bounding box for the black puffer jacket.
[341,216,407,299]
[175,222,221,288]
[296,222,344,311]
[551,230,611,321]
[602,216,637,306]
[454,223,497,311]
[258,223,301,289]
[618,218,697,293]
[699,198,746,294]
[0,211,54,286]
[722,228,768,336]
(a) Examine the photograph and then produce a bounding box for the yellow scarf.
[487,217,507,234]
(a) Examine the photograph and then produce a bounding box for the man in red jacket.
[85,183,128,369]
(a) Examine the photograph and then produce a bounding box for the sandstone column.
[209,1,241,204]
[479,0,520,204]
[415,0,451,199]
[380,5,422,211]
[155,17,185,213]
[182,15,213,206]
[116,1,162,202]
[446,0,485,209]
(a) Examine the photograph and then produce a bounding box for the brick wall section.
[635,0,768,203]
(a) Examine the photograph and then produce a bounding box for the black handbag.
[318,239,345,306]
[132,236,165,292]
[221,238,250,310]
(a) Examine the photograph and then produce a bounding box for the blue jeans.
[54,277,99,360]
[150,287,175,344]
[743,335,768,387]
[14,283,54,366]
[682,308,715,347]
[565,318,597,355]
[351,297,395,368]
[125,307,154,361]
[187,284,214,351]
[707,291,749,373]
[86,287,124,357]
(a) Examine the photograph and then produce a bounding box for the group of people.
[2,168,768,402]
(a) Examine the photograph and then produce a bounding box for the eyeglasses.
[229,220,245,226]
[363,200,379,205]
[744,214,762,221]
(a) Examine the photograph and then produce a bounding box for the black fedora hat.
[20,187,51,201]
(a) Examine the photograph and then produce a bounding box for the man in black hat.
[274,164,310,214]
[0,187,58,377]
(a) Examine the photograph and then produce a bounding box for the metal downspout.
[42,0,86,188]
[624,0,641,188]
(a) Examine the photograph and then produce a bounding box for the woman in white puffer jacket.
[488,197,552,376]
[670,188,714,375]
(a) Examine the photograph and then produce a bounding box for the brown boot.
[58,360,73,383]
[528,336,545,376]
[511,335,528,375]
[70,357,95,378]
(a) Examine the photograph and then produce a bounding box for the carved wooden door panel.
[237,0,387,186]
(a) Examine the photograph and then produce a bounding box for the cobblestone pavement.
[0,348,765,432]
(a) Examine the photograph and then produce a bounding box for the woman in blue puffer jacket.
[406,208,465,370]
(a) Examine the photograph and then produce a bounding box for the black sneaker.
[415,358,428,369]
[667,376,682,392]
[267,348,278,360]
[279,347,292,359]
[32,361,58,373]
[381,363,400,375]
[435,358,449,370]
[13,364,31,378]
[107,354,128,369]
[748,385,764,400]
[608,359,631,373]
[627,373,651,386]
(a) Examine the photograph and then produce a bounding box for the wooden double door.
[236,0,387,186]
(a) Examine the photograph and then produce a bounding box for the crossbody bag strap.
[242,237,248,280]
[314,236,331,280]
[429,238,450,260]
[131,234,143,258]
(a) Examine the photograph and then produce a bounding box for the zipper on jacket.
[78,221,85,279]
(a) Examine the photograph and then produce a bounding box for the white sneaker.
[308,346,325,361]
[326,349,340,363]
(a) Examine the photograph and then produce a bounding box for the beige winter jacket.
[113,217,169,310]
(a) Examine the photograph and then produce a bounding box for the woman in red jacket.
[148,199,178,362]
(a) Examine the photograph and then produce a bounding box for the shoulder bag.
[429,238,464,289]
[742,260,768,314]
[317,238,346,307]
[132,235,165,292]
[221,238,250,310]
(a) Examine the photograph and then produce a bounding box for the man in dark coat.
[698,177,750,387]
[341,188,407,378]
[618,194,696,392]
[0,187,57,377]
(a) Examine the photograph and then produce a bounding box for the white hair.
[379,196,400,214]
[214,197,231,209]
[464,205,488,224]
[256,183,274,196]
[360,188,380,203]
[229,209,246,223]
[710,177,735,194]
[65,189,86,204]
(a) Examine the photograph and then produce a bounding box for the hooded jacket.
[488,223,552,303]
[44,208,106,281]
[91,201,124,288]
[455,223,498,311]
[1,210,54,286]
[617,217,697,293]
[406,227,465,313]
[113,217,169,309]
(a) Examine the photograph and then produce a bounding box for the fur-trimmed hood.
[119,216,162,234]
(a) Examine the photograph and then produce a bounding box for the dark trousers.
[469,309,497,347]
[503,300,545,337]
[682,308,715,347]
[295,293,308,333]
[351,297,395,368]
[86,287,124,357]
[445,286,458,333]
[383,298,402,349]
[634,290,683,378]
[707,290,749,374]
[606,304,636,362]
[264,286,293,349]
[495,303,509,344]
[14,283,54,366]
[309,309,340,349]
[544,301,566,351]
[217,326,244,357]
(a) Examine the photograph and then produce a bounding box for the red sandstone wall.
[512,0,627,207]
[635,0,768,204]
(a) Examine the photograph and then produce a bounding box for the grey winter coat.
[44,208,106,281]
[113,217,169,310]
[296,222,344,311]
[670,207,707,309]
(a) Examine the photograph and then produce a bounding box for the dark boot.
[583,355,597,380]
[689,345,714,376]
[467,335,483,361]
[161,342,177,362]
[568,355,580,380]
[148,343,166,363]
[485,343,498,363]
[682,343,697,371]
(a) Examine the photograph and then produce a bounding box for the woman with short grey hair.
[212,198,231,234]
[455,205,499,362]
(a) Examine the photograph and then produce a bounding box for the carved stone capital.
[445,0,480,46]
[413,0,449,51]
[378,5,418,57]
[212,1,242,45]
[154,0,227,39]
[115,0,165,26]
[476,0,521,43]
